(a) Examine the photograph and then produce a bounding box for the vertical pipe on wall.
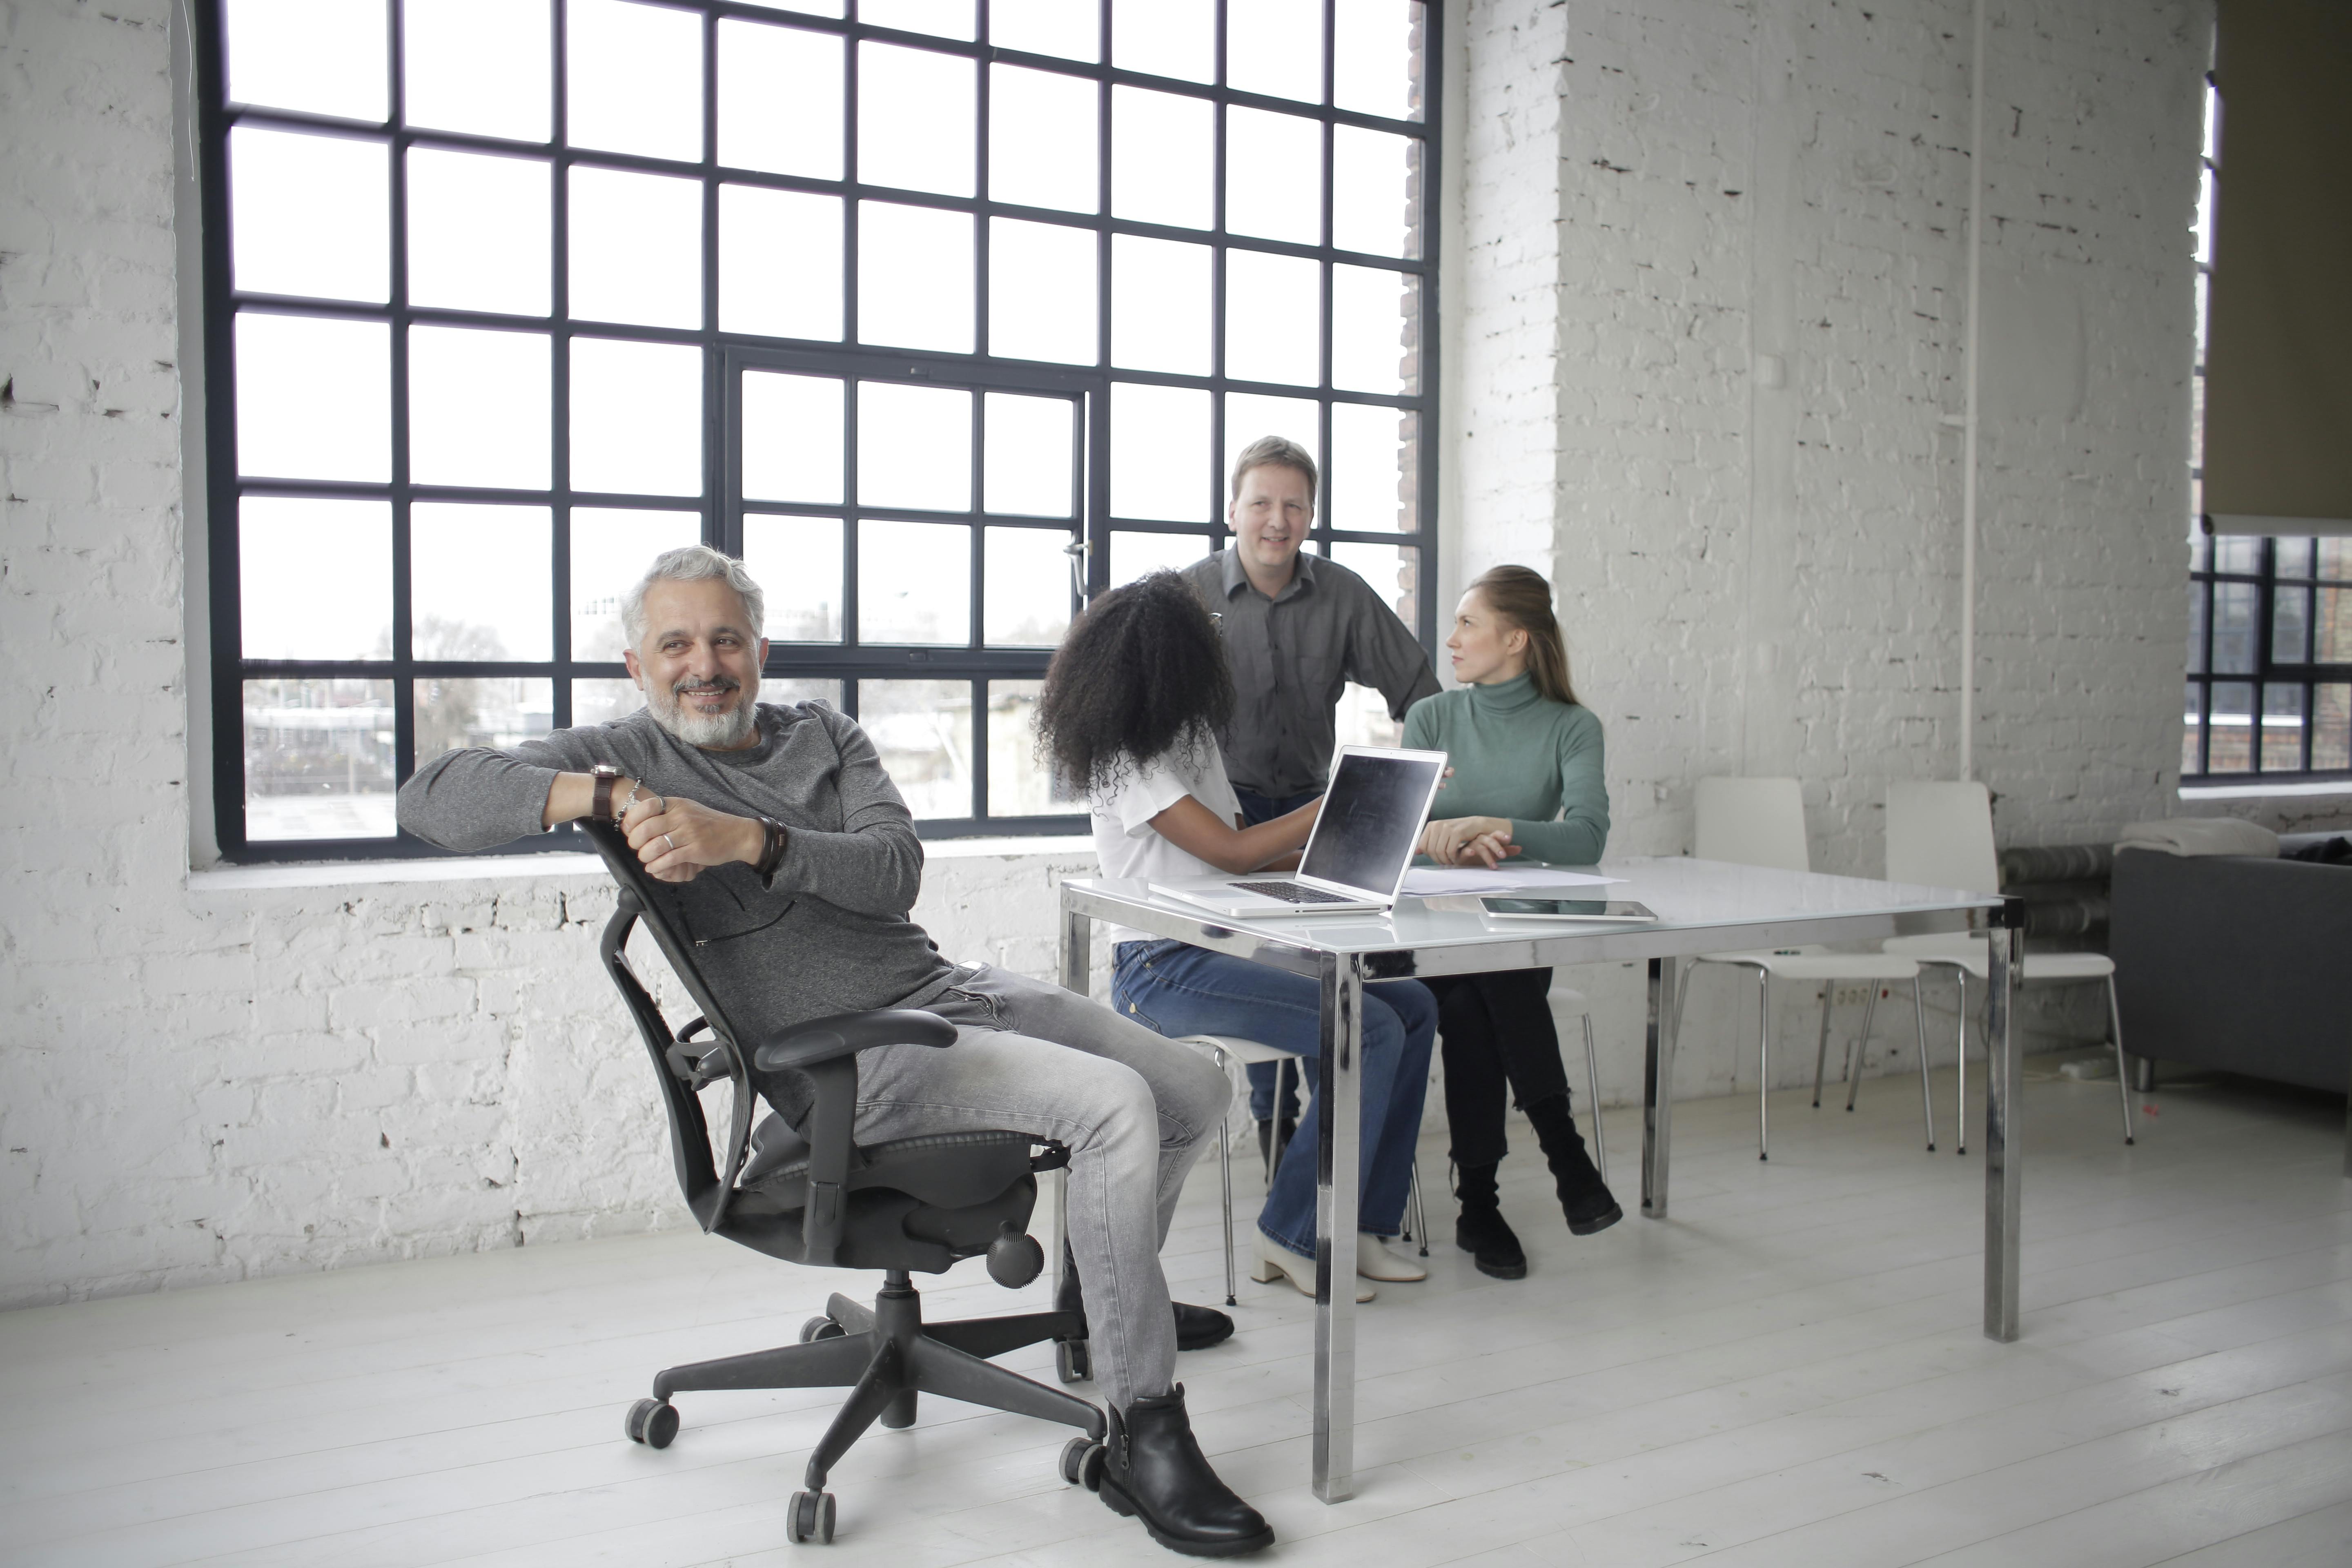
[1960,0,1986,781]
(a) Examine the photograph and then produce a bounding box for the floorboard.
[3,1067,2346,1568]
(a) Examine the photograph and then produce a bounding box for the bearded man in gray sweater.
[397,545,1270,1559]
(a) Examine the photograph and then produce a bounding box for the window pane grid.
[208,0,1440,855]
[2184,537,2352,782]
[2179,77,2344,783]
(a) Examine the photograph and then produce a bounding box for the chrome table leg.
[1984,906,2023,1342]
[1642,957,1683,1219]
[1311,951,1364,1503]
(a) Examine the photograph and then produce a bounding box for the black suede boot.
[1098,1384,1274,1557]
[1452,1162,1526,1279]
[1060,1243,1235,1356]
[1524,1094,1622,1235]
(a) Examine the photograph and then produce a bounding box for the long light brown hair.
[1468,564,1577,706]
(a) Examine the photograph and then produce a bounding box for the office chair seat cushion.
[724,1131,1050,1274]
[742,1127,1042,1212]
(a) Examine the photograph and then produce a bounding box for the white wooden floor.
[7,1067,2350,1568]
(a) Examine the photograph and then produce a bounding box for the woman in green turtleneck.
[1403,564,1620,1280]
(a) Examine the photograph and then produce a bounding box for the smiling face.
[1446,588,1530,686]
[623,575,769,750]
[1226,461,1315,590]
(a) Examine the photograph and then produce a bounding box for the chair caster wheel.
[1058,1435,1105,1491]
[1056,1337,1091,1382]
[799,1316,844,1343]
[787,1489,836,1544]
[624,1397,677,1449]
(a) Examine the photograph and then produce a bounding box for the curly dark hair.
[1036,570,1235,795]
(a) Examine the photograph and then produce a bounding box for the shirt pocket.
[1291,652,1343,703]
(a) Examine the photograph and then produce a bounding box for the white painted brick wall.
[2,0,2336,1308]
[1444,0,2295,1098]
[0,0,1125,1309]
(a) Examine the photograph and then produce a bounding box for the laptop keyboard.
[1230,880,1358,904]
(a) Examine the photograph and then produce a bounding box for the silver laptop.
[1149,746,1448,917]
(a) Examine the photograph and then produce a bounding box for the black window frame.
[2180,69,2352,784]
[2183,534,2352,782]
[198,0,1444,862]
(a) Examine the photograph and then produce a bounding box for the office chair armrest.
[751,1008,956,1074]
[760,1010,953,1267]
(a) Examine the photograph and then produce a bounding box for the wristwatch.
[589,763,622,821]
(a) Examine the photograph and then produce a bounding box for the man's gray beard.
[646,677,759,748]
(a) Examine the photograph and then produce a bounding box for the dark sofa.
[2110,843,2352,1092]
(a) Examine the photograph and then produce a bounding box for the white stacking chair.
[1173,1036,1422,1305]
[1545,984,1611,1187]
[1175,1011,1606,1300]
[1678,778,1936,1159]
[1880,781,2135,1152]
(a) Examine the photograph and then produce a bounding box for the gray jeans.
[848,964,1230,1410]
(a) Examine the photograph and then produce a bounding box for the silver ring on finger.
[664,833,676,852]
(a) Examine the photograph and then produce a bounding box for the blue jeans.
[1111,939,1436,1256]
[1230,784,1323,1123]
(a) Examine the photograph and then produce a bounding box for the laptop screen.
[1297,749,1448,897]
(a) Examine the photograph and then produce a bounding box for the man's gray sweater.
[397,701,960,1063]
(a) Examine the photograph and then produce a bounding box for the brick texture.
[2,0,2338,1307]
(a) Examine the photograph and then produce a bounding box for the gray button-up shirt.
[1180,549,1441,798]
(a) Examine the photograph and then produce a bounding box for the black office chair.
[584,822,1106,1544]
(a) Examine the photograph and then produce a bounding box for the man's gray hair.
[620,545,768,650]
[1227,434,1319,506]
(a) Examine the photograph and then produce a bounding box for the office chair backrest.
[582,820,759,1231]
[1885,780,1999,894]
[1693,776,1809,872]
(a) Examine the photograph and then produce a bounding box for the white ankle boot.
[1355,1233,1428,1282]
[1250,1234,1376,1301]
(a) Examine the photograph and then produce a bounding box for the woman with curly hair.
[1036,571,1437,1298]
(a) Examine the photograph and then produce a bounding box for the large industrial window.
[201,0,1441,859]
[2181,76,2351,781]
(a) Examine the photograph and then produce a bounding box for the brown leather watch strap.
[590,764,620,821]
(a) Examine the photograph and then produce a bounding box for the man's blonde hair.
[1227,435,1318,508]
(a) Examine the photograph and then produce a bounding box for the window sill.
[187,835,1095,894]
[2178,781,2352,801]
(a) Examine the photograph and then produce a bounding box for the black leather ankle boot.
[1060,1243,1235,1355]
[1525,1094,1622,1235]
[1452,1162,1526,1279]
[1098,1384,1274,1557]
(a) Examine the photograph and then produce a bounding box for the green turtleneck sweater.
[1401,672,1610,865]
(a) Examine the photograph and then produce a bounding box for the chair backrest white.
[1693,776,1809,872]
[1885,780,1999,893]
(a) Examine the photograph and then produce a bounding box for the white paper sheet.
[1400,866,1626,897]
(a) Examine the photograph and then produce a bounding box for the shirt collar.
[1218,546,1320,602]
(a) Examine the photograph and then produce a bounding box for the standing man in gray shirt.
[1180,437,1441,1153]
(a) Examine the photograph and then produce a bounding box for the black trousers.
[1423,968,1571,1170]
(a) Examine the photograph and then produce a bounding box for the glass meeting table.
[1054,856,2015,1503]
